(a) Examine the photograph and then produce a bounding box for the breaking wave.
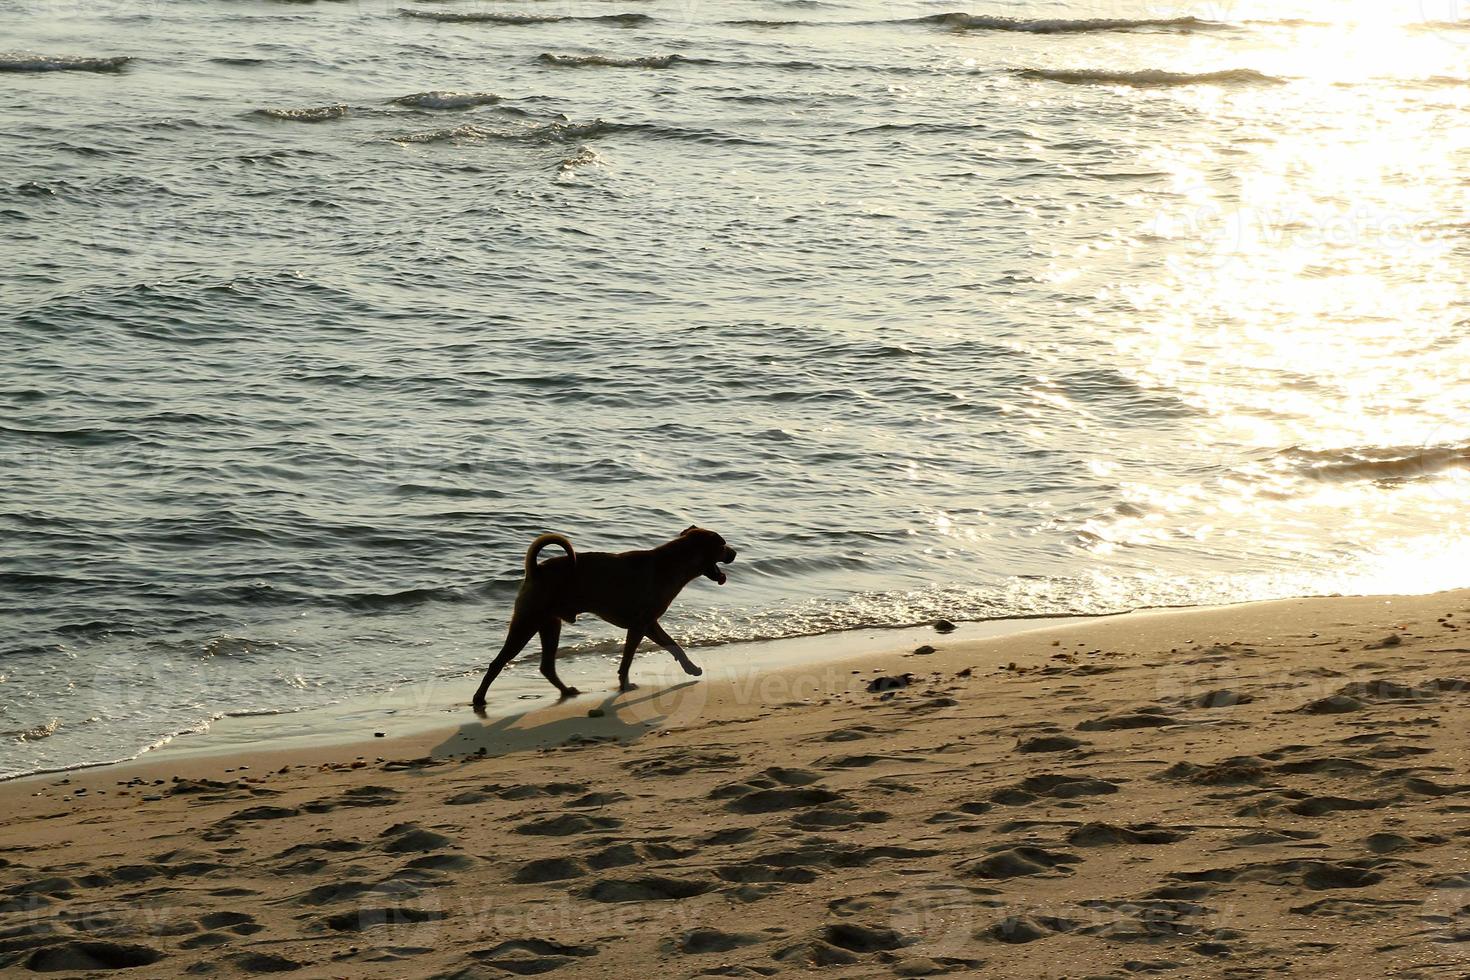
[251,103,351,122]
[400,10,652,26]
[557,145,602,172]
[392,90,502,109]
[390,117,762,146]
[0,54,133,73]
[1279,443,1470,484]
[392,119,635,144]
[909,13,1225,33]
[538,52,685,69]
[1012,67,1285,87]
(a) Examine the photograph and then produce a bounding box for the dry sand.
[2,590,1468,979]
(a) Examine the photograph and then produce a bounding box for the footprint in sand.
[989,773,1121,806]
[1066,822,1188,846]
[711,773,843,815]
[817,724,885,743]
[1364,831,1446,854]
[380,825,458,853]
[512,856,587,884]
[591,841,694,868]
[221,804,299,823]
[1227,828,1320,846]
[1289,895,1418,920]
[1285,795,1392,817]
[231,951,305,973]
[665,926,767,954]
[24,941,165,972]
[1158,758,1267,785]
[582,876,716,902]
[447,781,589,805]
[1298,694,1366,714]
[819,922,908,953]
[716,864,820,885]
[322,905,446,932]
[513,813,622,836]
[817,753,928,769]
[1170,857,1389,890]
[623,748,740,778]
[1271,755,1376,776]
[698,827,757,846]
[1077,709,1180,731]
[467,938,598,974]
[1189,689,1255,708]
[772,922,910,968]
[956,844,1081,880]
[983,913,1081,944]
[511,840,695,885]
[790,805,891,830]
[1015,734,1087,753]
[310,784,402,813]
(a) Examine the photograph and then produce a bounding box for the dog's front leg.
[646,621,702,678]
[618,628,644,691]
[472,616,539,706]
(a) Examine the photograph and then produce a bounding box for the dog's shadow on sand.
[429,681,701,761]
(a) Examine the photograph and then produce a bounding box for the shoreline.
[2,587,1467,978]
[2,611,1112,789]
[7,588,1406,788]
[4,588,1374,789]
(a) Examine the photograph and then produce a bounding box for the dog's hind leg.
[646,620,702,677]
[537,619,580,698]
[617,628,644,692]
[472,616,539,706]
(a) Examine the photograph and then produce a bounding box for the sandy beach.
[2,590,1468,979]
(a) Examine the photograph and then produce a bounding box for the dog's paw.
[559,687,582,699]
[681,662,704,677]
[619,682,639,692]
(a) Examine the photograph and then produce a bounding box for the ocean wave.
[0,54,132,73]
[4,719,60,743]
[910,13,1224,33]
[1280,442,1470,483]
[392,90,501,109]
[391,118,760,147]
[400,10,652,25]
[537,52,683,68]
[557,145,602,171]
[393,119,634,145]
[1242,17,1331,28]
[722,18,809,27]
[1013,67,1284,87]
[0,423,134,446]
[1404,75,1470,87]
[338,586,476,611]
[1409,19,1470,32]
[251,104,350,122]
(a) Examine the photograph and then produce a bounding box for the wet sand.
[2,590,1467,978]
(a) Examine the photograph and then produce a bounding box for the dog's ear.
[682,525,698,535]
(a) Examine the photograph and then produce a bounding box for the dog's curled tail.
[525,533,574,575]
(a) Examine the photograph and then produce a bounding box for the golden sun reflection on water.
[1057,1,1470,588]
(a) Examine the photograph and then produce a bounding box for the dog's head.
[681,525,737,585]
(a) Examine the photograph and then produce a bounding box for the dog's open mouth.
[704,548,735,586]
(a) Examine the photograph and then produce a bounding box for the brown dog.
[470,526,737,705]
